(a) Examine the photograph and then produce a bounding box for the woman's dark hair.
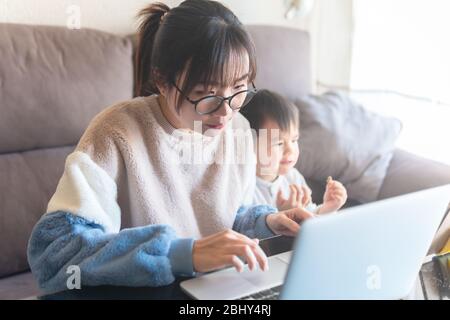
[135,0,257,110]
[240,89,299,133]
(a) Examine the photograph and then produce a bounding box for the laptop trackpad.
[180,257,288,300]
[273,251,293,264]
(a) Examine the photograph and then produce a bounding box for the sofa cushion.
[0,23,134,154]
[295,91,402,203]
[246,25,312,101]
[379,149,450,199]
[0,145,74,278]
[0,272,41,300]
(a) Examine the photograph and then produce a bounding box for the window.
[350,0,450,164]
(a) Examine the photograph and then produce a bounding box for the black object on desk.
[39,235,295,300]
[433,252,450,299]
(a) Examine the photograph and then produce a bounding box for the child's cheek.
[293,145,300,162]
[271,147,282,162]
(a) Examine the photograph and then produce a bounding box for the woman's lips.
[205,123,225,130]
[280,160,294,165]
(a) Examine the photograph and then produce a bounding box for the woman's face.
[158,54,250,136]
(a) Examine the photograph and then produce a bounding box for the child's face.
[256,118,300,180]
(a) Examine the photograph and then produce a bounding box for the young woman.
[27,0,313,293]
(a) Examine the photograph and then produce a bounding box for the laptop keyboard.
[238,285,282,300]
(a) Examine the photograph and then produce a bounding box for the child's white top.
[253,168,319,213]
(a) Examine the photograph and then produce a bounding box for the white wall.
[0,0,353,92]
[0,0,314,35]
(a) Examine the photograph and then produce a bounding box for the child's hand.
[276,184,312,211]
[320,177,347,214]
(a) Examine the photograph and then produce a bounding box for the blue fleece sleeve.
[27,211,195,294]
[232,205,277,239]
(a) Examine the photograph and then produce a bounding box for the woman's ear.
[152,69,168,96]
[156,82,168,96]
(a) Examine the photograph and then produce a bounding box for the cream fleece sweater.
[46,95,257,238]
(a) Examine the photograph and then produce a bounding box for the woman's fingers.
[224,230,268,270]
[285,207,315,222]
[224,255,245,273]
[226,229,259,246]
[233,245,258,271]
[240,243,267,271]
[252,242,269,271]
[194,230,269,273]
[295,207,315,222]
[277,214,300,236]
[224,242,268,271]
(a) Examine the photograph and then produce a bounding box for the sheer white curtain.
[350,0,450,164]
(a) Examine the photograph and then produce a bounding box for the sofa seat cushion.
[0,272,41,300]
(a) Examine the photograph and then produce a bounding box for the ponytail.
[135,2,170,97]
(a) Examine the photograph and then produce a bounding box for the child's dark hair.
[240,89,299,133]
[135,0,257,110]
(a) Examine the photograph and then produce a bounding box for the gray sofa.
[1,23,449,299]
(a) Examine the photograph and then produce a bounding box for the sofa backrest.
[0,23,134,277]
[246,25,312,101]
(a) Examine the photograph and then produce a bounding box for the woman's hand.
[320,177,347,214]
[276,184,312,211]
[266,207,315,237]
[193,229,268,273]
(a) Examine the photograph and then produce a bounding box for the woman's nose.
[215,100,232,117]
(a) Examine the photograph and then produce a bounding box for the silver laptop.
[180,184,450,300]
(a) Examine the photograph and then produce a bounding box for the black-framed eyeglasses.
[172,82,258,115]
